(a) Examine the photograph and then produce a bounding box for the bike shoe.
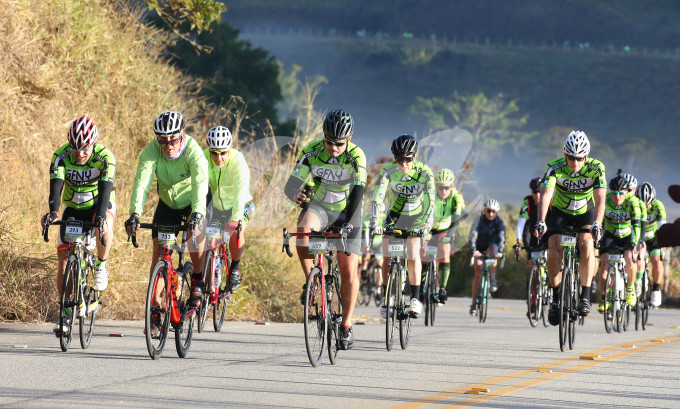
[53,318,71,337]
[188,280,205,308]
[651,290,662,307]
[598,302,605,314]
[380,305,388,319]
[149,311,162,338]
[469,297,479,316]
[490,274,498,292]
[548,302,560,326]
[339,326,354,350]
[93,265,109,291]
[438,288,448,304]
[626,285,637,306]
[228,268,241,291]
[577,298,591,316]
[409,298,422,316]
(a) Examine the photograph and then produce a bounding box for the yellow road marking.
[391,335,680,409]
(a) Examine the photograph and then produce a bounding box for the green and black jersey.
[286,140,367,213]
[643,198,666,240]
[49,143,116,213]
[432,188,464,231]
[371,161,435,229]
[603,192,641,243]
[541,157,606,216]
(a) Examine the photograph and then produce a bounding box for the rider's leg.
[338,252,359,328]
[296,211,321,279]
[407,236,422,299]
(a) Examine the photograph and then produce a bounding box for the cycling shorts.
[599,232,634,254]
[544,207,594,240]
[151,199,191,239]
[645,237,662,253]
[57,201,116,248]
[300,203,361,255]
[385,210,420,231]
[475,242,500,255]
[207,204,250,226]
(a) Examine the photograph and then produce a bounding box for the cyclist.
[284,109,366,350]
[425,168,464,303]
[622,173,648,298]
[42,116,116,334]
[515,177,543,316]
[125,111,209,335]
[534,130,606,324]
[637,182,667,307]
[469,198,505,315]
[597,171,641,311]
[204,126,252,291]
[371,134,434,319]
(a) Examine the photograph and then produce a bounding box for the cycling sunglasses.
[565,154,586,162]
[157,136,182,146]
[438,185,452,191]
[611,190,626,196]
[324,138,347,147]
[396,155,415,163]
[210,150,229,156]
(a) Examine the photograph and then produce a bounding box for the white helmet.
[484,198,500,211]
[153,111,185,137]
[206,126,232,150]
[622,173,638,191]
[564,130,590,157]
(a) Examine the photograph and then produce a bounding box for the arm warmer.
[97,180,114,217]
[284,176,304,203]
[48,179,64,213]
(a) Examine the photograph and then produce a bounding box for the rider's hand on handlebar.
[533,221,546,238]
[41,211,58,229]
[187,212,204,234]
[473,251,483,258]
[225,221,239,232]
[590,222,603,243]
[94,215,108,235]
[125,214,140,234]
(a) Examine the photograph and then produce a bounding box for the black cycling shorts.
[151,199,191,239]
[599,232,634,254]
[299,203,361,255]
[385,210,420,231]
[544,207,594,240]
[58,201,116,244]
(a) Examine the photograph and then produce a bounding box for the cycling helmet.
[153,111,185,137]
[435,168,455,185]
[484,198,500,211]
[68,116,98,151]
[322,109,354,141]
[563,130,590,157]
[637,182,656,205]
[391,134,418,156]
[529,177,543,192]
[206,126,232,150]
[609,174,629,192]
[622,173,638,191]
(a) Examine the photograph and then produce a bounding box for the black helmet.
[637,182,656,205]
[529,177,543,192]
[609,173,629,192]
[322,109,354,141]
[391,134,418,156]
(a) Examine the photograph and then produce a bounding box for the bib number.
[560,233,577,248]
[64,220,83,243]
[158,226,176,246]
[484,258,495,266]
[308,237,327,254]
[531,251,543,260]
[426,245,438,256]
[206,224,221,239]
[387,239,405,257]
[608,254,622,261]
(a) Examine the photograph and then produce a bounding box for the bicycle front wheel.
[198,251,213,333]
[399,274,412,350]
[385,262,398,351]
[59,255,79,352]
[541,271,550,327]
[79,263,98,349]
[145,261,170,360]
[213,289,228,332]
[175,262,195,358]
[479,273,489,324]
[558,268,571,352]
[372,264,383,307]
[603,269,614,333]
[427,262,437,326]
[328,270,342,365]
[641,270,650,330]
[304,267,326,367]
[424,262,432,327]
[527,265,540,327]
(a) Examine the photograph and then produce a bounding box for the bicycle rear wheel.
[399,277,411,350]
[328,270,342,365]
[385,262,398,351]
[175,262,195,358]
[59,255,79,352]
[603,270,615,333]
[372,264,383,307]
[641,270,650,330]
[558,268,570,352]
[479,273,489,324]
[79,264,98,349]
[145,261,170,360]
[304,267,326,367]
[198,251,213,333]
[527,265,540,327]
[427,262,437,326]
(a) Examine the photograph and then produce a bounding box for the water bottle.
[173,274,180,298]
[615,269,623,293]
[85,235,96,252]
[215,257,222,289]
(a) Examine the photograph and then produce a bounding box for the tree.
[146,0,226,52]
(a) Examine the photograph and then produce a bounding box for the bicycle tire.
[198,251,213,333]
[479,272,488,324]
[79,263,97,349]
[567,270,577,350]
[399,270,411,350]
[641,269,650,330]
[558,267,570,352]
[541,269,550,327]
[213,290,228,332]
[614,270,624,333]
[328,270,342,365]
[424,262,432,327]
[304,267,326,367]
[372,264,383,307]
[358,271,370,306]
[603,268,614,333]
[385,262,398,351]
[527,265,540,327]
[145,261,170,360]
[623,303,631,331]
[427,262,437,326]
[59,255,79,352]
[175,262,195,358]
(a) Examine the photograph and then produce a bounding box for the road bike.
[358,254,382,307]
[422,242,439,327]
[514,244,550,327]
[282,227,346,367]
[635,252,652,330]
[43,219,104,352]
[198,220,241,333]
[603,245,630,333]
[471,253,501,323]
[383,227,423,351]
[128,222,196,359]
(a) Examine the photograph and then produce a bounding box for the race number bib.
[560,233,577,248]
[308,237,327,254]
[158,226,176,246]
[387,239,405,257]
[206,224,221,239]
[64,220,83,243]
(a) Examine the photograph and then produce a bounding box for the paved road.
[1,298,679,408]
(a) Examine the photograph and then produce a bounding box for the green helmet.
[435,168,455,185]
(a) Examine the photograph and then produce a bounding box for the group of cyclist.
[43,112,251,335]
[43,109,667,350]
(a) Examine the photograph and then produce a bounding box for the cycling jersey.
[371,161,435,230]
[541,157,606,216]
[49,143,116,216]
[204,148,252,221]
[432,189,464,231]
[286,140,366,214]
[642,198,666,241]
[603,192,641,243]
[130,135,209,217]
[516,195,540,249]
[469,214,506,254]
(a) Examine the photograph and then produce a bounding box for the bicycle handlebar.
[282,226,351,257]
[127,222,194,249]
[43,219,106,247]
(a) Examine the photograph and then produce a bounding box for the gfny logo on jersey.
[390,178,424,199]
[65,168,100,185]
[557,176,594,192]
[605,209,631,222]
[310,163,351,185]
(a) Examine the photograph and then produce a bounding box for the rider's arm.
[516,198,528,242]
[657,200,667,228]
[228,151,252,222]
[468,217,480,254]
[417,166,436,230]
[48,179,64,213]
[593,187,606,226]
[343,185,364,224]
[129,143,158,216]
[96,147,116,219]
[536,185,553,223]
[284,149,312,203]
[342,144,367,224]
[370,165,389,227]
[186,139,209,217]
[497,217,506,252]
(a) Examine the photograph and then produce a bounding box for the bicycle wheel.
[213,289,228,332]
[79,263,98,349]
[541,270,550,327]
[427,262,437,326]
[385,262,398,351]
[641,270,650,330]
[198,250,213,333]
[399,276,411,350]
[603,269,615,334]
[175,262,195,358]
[372,264,383,307]
[479,273,489,324]
[622,303,631,331]
[304,267,326,367]
[614,272,624,333]
[328,270,342,365]
[567,272,577,350]
[527,265,540,327]
[145,261,170,360]
[558,267,570,352]
[424,262,432,327]
[59,255,79,352]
